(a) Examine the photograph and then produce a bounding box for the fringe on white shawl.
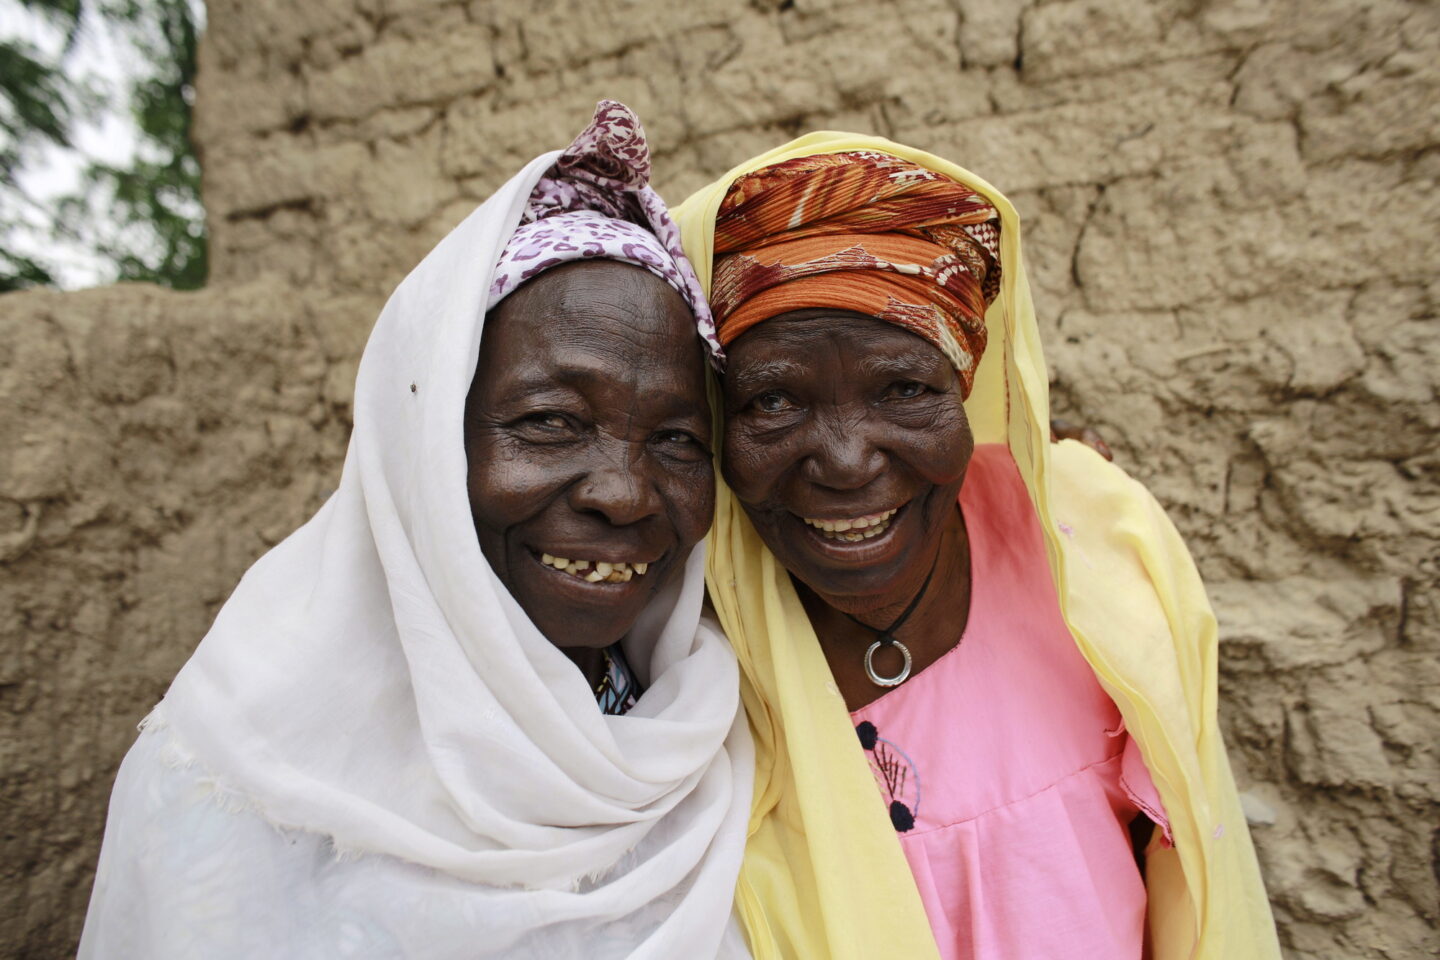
[137,703,371,863]
[133,703,630,878]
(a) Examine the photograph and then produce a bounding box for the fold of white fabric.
[79,149,754,960]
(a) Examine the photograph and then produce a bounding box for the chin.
[794,559,911,606]
[529,602,634,650]
[551,631,626,651]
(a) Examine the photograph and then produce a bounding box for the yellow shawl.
[673,133,1280,960]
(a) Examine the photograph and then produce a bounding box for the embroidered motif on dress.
[856,720,921,832]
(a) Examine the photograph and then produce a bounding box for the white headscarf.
[79,105,753,959]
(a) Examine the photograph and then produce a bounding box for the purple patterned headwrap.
[487,101,723,365]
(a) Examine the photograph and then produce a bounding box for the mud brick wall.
[2,1,1435,956]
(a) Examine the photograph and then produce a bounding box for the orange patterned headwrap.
[711,150,1002,396]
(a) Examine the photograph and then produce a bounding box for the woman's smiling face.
[465,260,715,649]
[720,309,973,605]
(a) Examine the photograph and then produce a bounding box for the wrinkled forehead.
[481,260,708,390]
[723,308,953,372]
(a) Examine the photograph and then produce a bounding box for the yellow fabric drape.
[674,132,1281,960]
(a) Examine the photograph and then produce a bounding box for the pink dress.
[851,444,1170,960]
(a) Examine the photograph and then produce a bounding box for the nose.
[569,451,663,526]
[799,414,887,491]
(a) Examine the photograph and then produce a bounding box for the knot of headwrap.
[488,100,723,365]
[710,150,1002,396]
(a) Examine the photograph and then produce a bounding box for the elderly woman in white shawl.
[79,102,753,960]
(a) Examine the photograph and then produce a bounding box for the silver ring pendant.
[864,639,913,687]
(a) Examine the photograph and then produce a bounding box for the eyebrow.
[499,375,586,404]
[726,358,808,394]
[855,352,948,379]
[505,367,706,418]
[507,351,661,390]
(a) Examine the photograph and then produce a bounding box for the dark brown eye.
[755,391,791,413]
[654,429,699,447]
[889,381,925,400]
[653,429,710,462]
[526,413,569,429]
[510,412,576,442]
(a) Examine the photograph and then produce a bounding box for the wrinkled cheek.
[929,443,973,486]
[721,432,788,506]
[720,455,771,507]
[468,461,580,538]
[662,469,716,547]
[919,410,974,484]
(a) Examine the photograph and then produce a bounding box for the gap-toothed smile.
[536,552,650,583]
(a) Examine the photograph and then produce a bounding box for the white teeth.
[802,508,898,539]
[540,554,651,581]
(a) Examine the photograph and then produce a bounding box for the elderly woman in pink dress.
[674,136,1280,960]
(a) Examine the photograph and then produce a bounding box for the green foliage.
[0,2,87,289]
[0,0,205,292]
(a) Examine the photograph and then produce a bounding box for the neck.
[563,645,610,691]
[800,504,972,708]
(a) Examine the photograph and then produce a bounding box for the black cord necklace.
[843,549,941,688]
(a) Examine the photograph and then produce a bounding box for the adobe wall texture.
[1,0,1435,956]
